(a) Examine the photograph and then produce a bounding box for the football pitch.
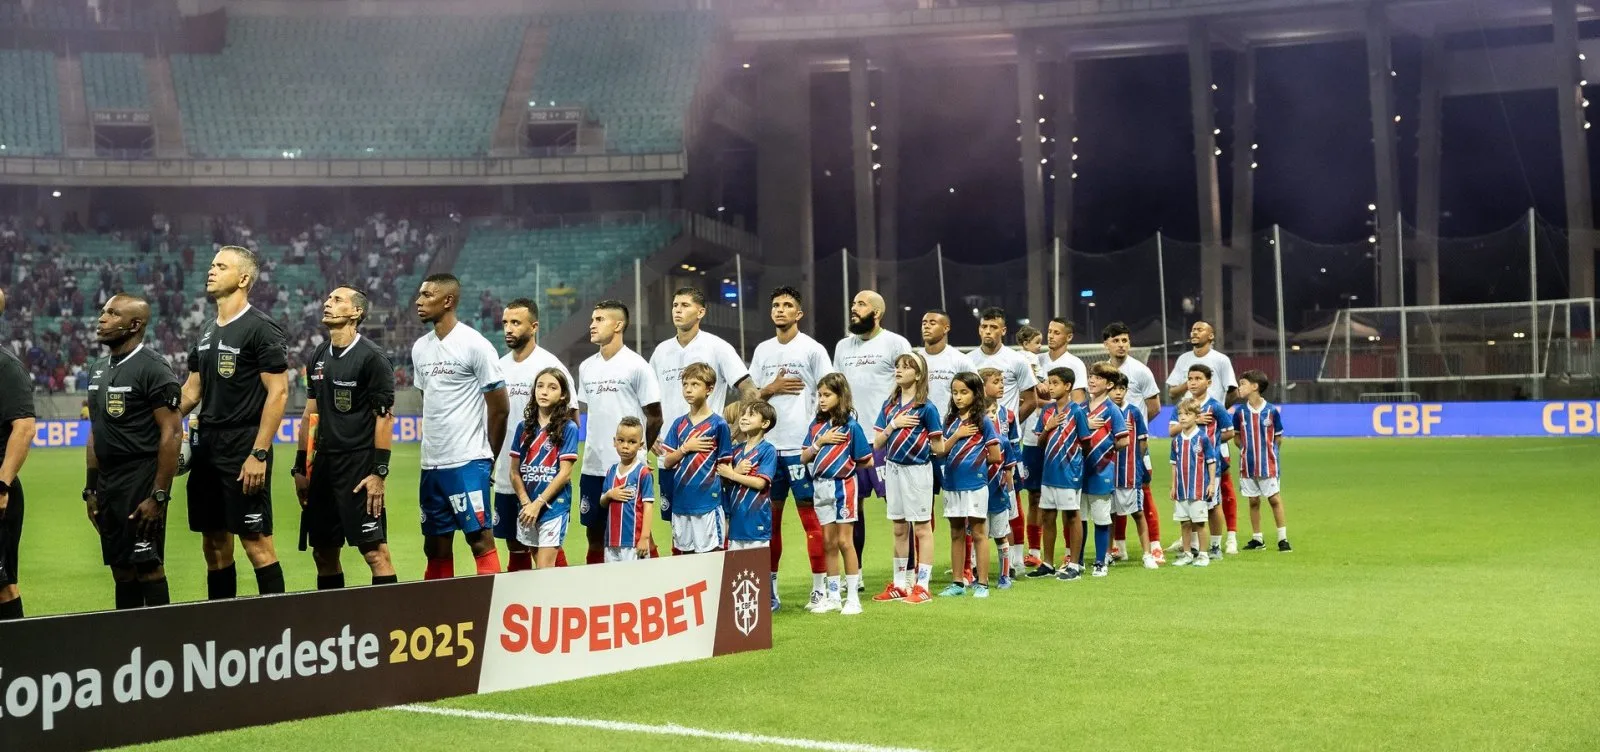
[12,438,1598,751]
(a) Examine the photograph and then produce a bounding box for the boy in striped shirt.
[1169,399,1219,567]
[1231,370,1291,552]
[1025,367,1089,579]
[1079,363,1129,579]
[979,368,1022,585]
[602,417,656,562]
[1109,374,1159,569]
[1168,363,1234,561]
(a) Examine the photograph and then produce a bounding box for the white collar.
[332,334,362,358]
[216,303,252,328]
[111,343,144,368]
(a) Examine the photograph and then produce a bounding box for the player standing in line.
[294,287,397,588]
[1019,317,1079,566]
[1169,363,1234,561]
[871,353,944,605]
[1165,321,1240,553]
[180,246,289,599]
[934,371,1001,597]
[85,294,181,609]
[508,368,579,569]
[917,309,977,578]
[1025,367,1088,579]
[659,363,733,555]
[978,368,1021,586]
[578,300,663,564]
[748,287,832,610]
[802,373,872,615]
[494,298,572,572]
[1101,321,1163,563]
[0,289,30,620]
[966,308,1038,572]
[601,417,655,562]
[1109,375,1158,569]
[834,290,913,566]
[650,288,753,543]
[1077,363,1129,579]
[410,273,509,579]
[1231,370,1292,552]
[1170,398,1220,567]
[721,402,780,561]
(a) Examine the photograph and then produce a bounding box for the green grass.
[12,439,1599,750]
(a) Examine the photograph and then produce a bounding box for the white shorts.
[884,462,934,522]
[728,539,769,551]
[1084,493,1112,526]
[1173,498,1208,523]
[1240,477,1280,497]
[942,489,986,519]
[1040,485,1081,511]
[515,515,567,549]
[604,546,641,563]
[813,476,861,525]
[670,508,726,554]
[987,511,1012,538]
[1112,488,1143,516]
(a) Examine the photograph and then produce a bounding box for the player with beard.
[833,290,912,564]
[293,286,398,588]
[577,300,663,564]
[85,294,182,609]
[179,246,289,599]
[0,290,31,619]
[493,298,572,572]
[411,274,509,579]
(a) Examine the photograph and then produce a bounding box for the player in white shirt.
[1026,317,1092,566]
[965,307,1038,570]
[492,298,573,572]
[834,289,912,562]
[918,310,976,417]
[650,287,755,541]
[1164,320,1241,552]
[577,299,663,564]
[748,286,834,609]
[1101,320,1163,564]
[410,274,509,580]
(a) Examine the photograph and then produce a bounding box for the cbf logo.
[730,569,761,637]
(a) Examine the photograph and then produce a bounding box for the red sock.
[423,559,454,580]
[586,545,604,565]
[1027,523,1042,550]
[796,504,826,574]
[1112,515,1128,541]
[474,549,502,575]
[1143,487,1162,543]
[555,549,569,567]
[672,547,684,556]
[1221,473,1238,533]
[963,531,977,582]
[649,541,660,557]
[1008,512,1024,545]
[771,510,785,571]
[507,551,533,572]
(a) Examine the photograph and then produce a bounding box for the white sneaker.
[803,590,824,612]
[840,600,862,616]
[813,596,841,613]
[1173,552,1195,567]
[1113,548,1129,562]
[1167,539,1185,552]
[1194,553,1211,567]
[1142,553,1159,569]
[1225,539,1239,555]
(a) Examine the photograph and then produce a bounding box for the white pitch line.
[393,704,934,752]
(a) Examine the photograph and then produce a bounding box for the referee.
[179,246,289,599]
[85,294,182,609]
[293,286,398,588]
[0,289,34,620]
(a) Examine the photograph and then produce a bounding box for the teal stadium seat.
[82,53,150,111]
[170,16,526,158]
[0,50,63,157]
[530,13,715,154]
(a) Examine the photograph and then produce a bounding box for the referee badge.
[333,389,353,413]
[217,352,237,378]
[107,392,125,418]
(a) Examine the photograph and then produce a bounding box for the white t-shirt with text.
[834,329,913,424]
[578,345,662,477]
[918,345,975,419]
[649,329,750,430]
[747,332,833,453]
[412,323,505,470]
[493,345,573,495]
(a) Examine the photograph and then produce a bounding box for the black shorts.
[187,425,274,536]
[96,460,164,569]
[0,477,22,587]
[305,449,386,549]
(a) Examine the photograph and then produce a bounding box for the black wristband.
[371,449,391,475]
[86,467,101,490]
[292,450,307,476]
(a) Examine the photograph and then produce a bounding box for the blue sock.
[1094,524,1111,566]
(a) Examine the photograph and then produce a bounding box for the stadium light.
[1486,339,1497,345]
[0,144,6,150]
[949,187,955,193]
[872,163,881,170]
[742,62,751,68]
[716,206,725,212]
[1212,128,1220,135]
[1070,172,1078,179]
[1071,136,1078,143]
[870,101,876,107]
[1214,147,1222,156]
[1291,344,1301,351]
[1368,235,1377,243]
[51,190,61,198]
[1394,115,1402,123]
[1584,80,1590,86]
[1251,143,1258,150]
[1041,158,1048,164]
[869,125,877,131]
[1071,153,1078,160]
[1038,93,1044,100]
[1211,83,1218,90]
[1581,53,1587,60]
[1250,162,1258,169]
[1320,267,1328,273]
[1367,203,1377,211]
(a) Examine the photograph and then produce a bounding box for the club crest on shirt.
[217,352,236,378]
[106,392,125,418]
[333,388,353,413]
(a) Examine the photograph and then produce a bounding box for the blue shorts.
[658,465,675,521]
[579,473,607,527]
[1020,445,1044,492]
[770,453,814,504]
[419,459,493,536]
[856,446,887,499]
[987,482,1013,517]
[492,492,519,539]
[931,459,945,495]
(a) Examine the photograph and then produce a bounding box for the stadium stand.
[0,50,64,157]
[170,16,526,158]
[530,12,716,153]
[82,52,150,111]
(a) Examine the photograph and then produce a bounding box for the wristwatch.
[82,488,95,501]
[251,448,269,462]
[372,464,389,479]
[152,489,171,505]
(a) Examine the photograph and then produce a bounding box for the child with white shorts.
[802,373,873,615]
[870,353,944,605]
[1169,399,1220,567]
[933,371,1002,598]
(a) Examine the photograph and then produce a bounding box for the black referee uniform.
[185,307,287,537]
[88,345,181,574]
[0,346,33,617]
[304,334,395,550]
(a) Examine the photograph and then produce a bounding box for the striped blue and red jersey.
[986,405,1020,514]
[726,440,778,542]
[508,419,580,525]
[940,413,1000,493]
[874,395,944,466]
[1114,402,1149,490]
[1081,398,1128,496]
[1034,399,1089,489]
[804,417,873,479]
[661,413,732,516]
[1230,401,1284,479]
[603,461,655,548]
[1169,428,1218,501]
[1199,396,1234,471]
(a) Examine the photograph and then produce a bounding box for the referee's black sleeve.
[186,341,200,375]
[0,353,34,422]
[253,315,289,374]
[365,346,396,413]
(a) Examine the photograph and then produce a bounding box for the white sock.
[845,573,861,602]
[893,558,908,589]
[1028,547,1040,558]
[1012,544,1025,565]
[997,544,1010,575]
[770,572,779,589]
[811,573,825,593]
[1252,532,1264,542]
[1277,526,1288,541]
[1226,531,1237,544]
[915,563,932,587]
[826,576,841,598]
[1116,538,1127,551]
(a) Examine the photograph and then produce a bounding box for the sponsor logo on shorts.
[361,521,380,533]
